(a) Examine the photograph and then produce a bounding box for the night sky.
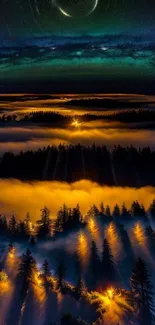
[0,0,155,93]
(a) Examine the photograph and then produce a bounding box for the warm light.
[0,270,8,282]
[72,119,80,128]
[88,217,99,242]
[88,287,133,325]
[8,247,15,260]
[133,222,146,247]
[77,232,89,270]
[34,271,43,287]
[107,288,114,299]
[106,222,123,262]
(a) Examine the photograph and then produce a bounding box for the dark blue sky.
[0,0,155,93]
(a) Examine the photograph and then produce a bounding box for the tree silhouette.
[8,215,17,238]
[36,206,52,239]
[56,259,66,290]
[17,248,37,297]
[120,203,131,221]
[130,258,155,325]
[75,273,85,298]
[112,204,121,220]
[105,205,111,219]
[42,259,54,290]
[89,240,101,288]
[102,238,115,284]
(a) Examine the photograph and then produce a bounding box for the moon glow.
[54,0,99,18]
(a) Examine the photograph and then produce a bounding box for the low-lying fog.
[0,179,155,220]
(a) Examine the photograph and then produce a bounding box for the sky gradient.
[0,0,155,93]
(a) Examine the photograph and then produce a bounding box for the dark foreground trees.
[102,238,116,284]
[130,258,155,325]
[2,144,155,186]
[17,248,38,297]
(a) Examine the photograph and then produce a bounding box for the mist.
[0,179,155,220]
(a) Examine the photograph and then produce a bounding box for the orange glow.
[71,119,80,128]
[77,232,89,270]
[1,180,155,222]
[106,222,123,262]
[88,287,133,325]
[88,217,99,242]
[0,270,8,282]
[133,222,146,247]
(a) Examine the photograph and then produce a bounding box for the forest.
[1,144,155,186]
[1,109,155,126]
[1,201,155,324]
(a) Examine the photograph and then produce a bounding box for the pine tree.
[37,206,52,239]
[75,273,85,298]
[100,202,105,215]
[42,259,53,289]
[56,259,66,290]
[17,220,29,240]
[89,240,101,287]
[8,215,17,238]
[72,204,83,226]
[120,203,131,221]
[18,248,37,296]
[102,238,115,284]
[24,212,31,236]
[113,204,121,219]
[105,205,111,219]
[87,205,99,218]
[130,258,155,325]
[131,201,147,220]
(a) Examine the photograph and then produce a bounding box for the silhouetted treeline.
[65,98,149,109]
[1,144,155,186]
[2,109,155,126]
[0,199,155,242]
[105,109,155,124]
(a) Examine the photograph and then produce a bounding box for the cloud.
[0,125,155,153]
[0,179,155,221]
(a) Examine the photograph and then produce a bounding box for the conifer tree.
[120,203,131,221]
[8,215,17,238]
[102,238,115,283]
[56,259,66,290]
[75,273,85,298]
[37,206,52,239]
[130,258,155,325]
[113,204,121,219]
[100,202,105,215]
[90,240,101,287]
[18,248,37,297]
[105,205,111,219]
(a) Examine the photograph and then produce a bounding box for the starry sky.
[0,0,155,93]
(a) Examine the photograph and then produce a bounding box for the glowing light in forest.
[72,119,80,128]
[88,217,99,242]
[0,270,10,295]
[0,270,8,282]
[88,287,133,325]
[106,222,123,262]
[77,232,89,269]
[133,222,146,247]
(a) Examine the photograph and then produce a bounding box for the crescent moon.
[58,6,72,17]
[88,0,98,15]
